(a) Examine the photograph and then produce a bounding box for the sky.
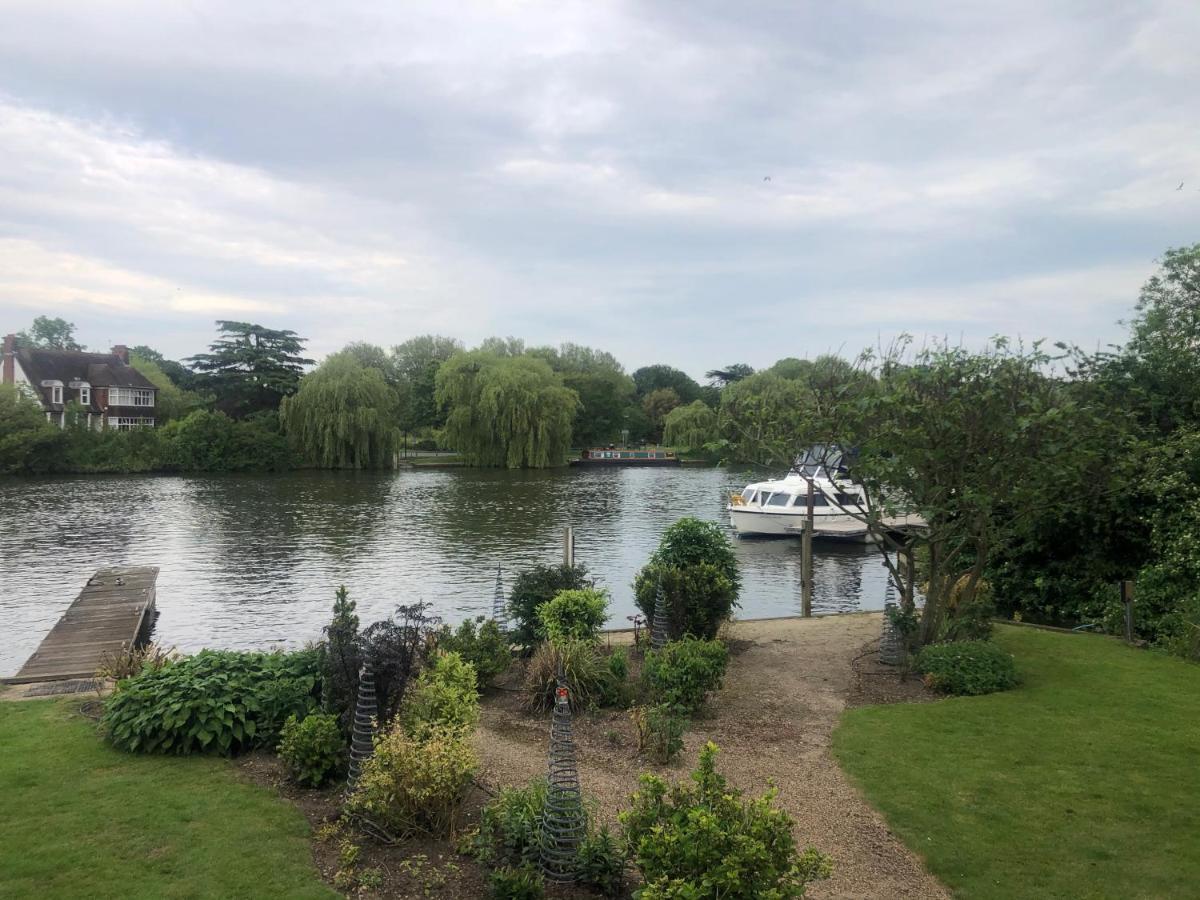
[1,1,1198,379]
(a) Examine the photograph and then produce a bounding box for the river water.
[0,467,897,676]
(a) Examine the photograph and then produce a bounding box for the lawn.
[833,626,1200,899]
[0,698,335,900]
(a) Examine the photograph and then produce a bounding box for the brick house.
[2,333,158,430]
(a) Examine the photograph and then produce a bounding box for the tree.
[280,349,400,469]
[719,372,812,467]
[632,365,701,404]
[0,384,62,473]
[529,343,636,447]
[435,351,578,468]
[477,336,526,357]
[642,388,681,443]
[704,363,755,387]
[391,335,463,433]
[186,321,313,418]
[663,400,719,452]
[129,345,196,389]
[18,316,83,351]
[130,353,207,424]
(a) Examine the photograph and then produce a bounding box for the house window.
[108,388,154,407]
[79,386,91,406]
[109,416,155,431]
[50,385,63,404]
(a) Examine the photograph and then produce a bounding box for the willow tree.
[280,350,400,469]
[663,400,719,453]
[719,371,812,467]
[435,351,577,468]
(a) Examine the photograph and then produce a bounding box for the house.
[1,333,158,430]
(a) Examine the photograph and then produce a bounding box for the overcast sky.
[1,1,1198,378]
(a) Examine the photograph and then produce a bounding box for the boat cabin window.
[742,488,757,503]
[792,493,828,507]
[767,492,792,507]
[834,492,862,507]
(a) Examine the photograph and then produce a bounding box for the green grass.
[833,626,1200,899]
[0,699,336,900]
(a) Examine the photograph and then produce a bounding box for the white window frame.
[79,386,91,406]
[108,416,155,431]
[108,387,155,407]
[50,385,63,404]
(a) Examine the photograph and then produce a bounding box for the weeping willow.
[280,351,400,469]
[663,400,718,452]
[436,351,577,468]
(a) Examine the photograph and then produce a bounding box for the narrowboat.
[570,448,680,467]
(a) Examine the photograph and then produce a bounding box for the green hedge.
[916,640,1019,696]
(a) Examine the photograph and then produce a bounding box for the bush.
[596,647,632,708]
[941,577,996,642]
[523,640,611,712]
[916,640,1019,695]
[490,864,544,900]
[402,651,480,738]
[577,826,627,897]
[278,712,345,787]
[642,637,729,713]
[631,703,686,764]
[320,586,360,737]
[346,724,478,838]
[436,616,512,687]
[470,780,548,869]
[508,564,591,653]
[102,649,320,755]
[634,562,737,642]
[620,742,832,899]
[536,588,609,645]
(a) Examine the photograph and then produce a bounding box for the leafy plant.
[470,779,548,869]
[577,826,627,897]
[507,563,592,653]
[634,521,740,641]
[436,616,512,687]
[360,602,441,728]
[319,585,360,737]
[536,587,609,645]
[597,647,633,708]
[346,723,478,838]
[642,638,729,713]
[277,712,345,787]
[95,642,177,681]
[523,639,610,712]
[402,651,480,739]
[631,703,686,764]
[916,640,1019,695]
[620,742,832,898]
[489,863,544,900]
[102,650,320,755]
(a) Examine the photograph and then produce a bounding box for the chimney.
[112,344,129,364]
[2,333,15,384]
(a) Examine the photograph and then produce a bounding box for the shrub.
[95,642,177,681]
[278,712,345,787]
[320,586,360,737]
[597,647,632,708]
[523,640,610,712]
[941,577,996,642]
[508,563,591,653]
[402,651,480,738]
[346,724,478,838]
[916,640,1019,696]
[436,616,512,687]
[470,780,548,869]
[642,637,729,713]
[490,864,544,900]
[537,588,609,645]
[102,649,320,755]
[631,703,686,764]
[620,742,832,899]
[577,826,627,897]
[634,562,737,642]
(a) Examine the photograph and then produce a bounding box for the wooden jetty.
[4,566,158,684]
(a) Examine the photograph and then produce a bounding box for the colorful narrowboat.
[570,448,680,467]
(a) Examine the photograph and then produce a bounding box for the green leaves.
[278,712,345,787]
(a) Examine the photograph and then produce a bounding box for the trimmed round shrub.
[346,723,478,838]
[916,640,1019,696]
[507,563,591,653]
[402,651,480,739]
[102,649,319,755]
[536,587,609,645]
[642,637,729,713]
[634,518,741,640]
[436,616,512,687]
[278,712,345,787]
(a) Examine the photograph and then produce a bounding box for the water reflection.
[0,467,897,675]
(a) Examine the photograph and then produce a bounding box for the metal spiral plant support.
[540,686,586,883]
[879,602,904,666]
[650,578,670,650]
[491,564,508,630]
[347,663,377,788]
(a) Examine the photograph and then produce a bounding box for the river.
[0,467,897,676]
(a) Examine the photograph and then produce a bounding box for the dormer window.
[42,379,65,404]
[79,386,91,406]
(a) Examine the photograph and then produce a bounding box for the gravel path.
[475,613,949,899]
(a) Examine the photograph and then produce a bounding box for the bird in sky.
[763,175,772,182]
[1177,181,1185,190]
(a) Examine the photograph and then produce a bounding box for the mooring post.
[801,477,814,617]
[1121,580,1135,642]
[563,525,575,568]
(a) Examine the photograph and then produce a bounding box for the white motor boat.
[727,448,921,542]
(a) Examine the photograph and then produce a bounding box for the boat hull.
[570,458,681,467]
[727,506,877,543]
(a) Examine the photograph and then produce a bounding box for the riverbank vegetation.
[835,626,1200,899]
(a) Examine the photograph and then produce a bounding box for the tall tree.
[529,343,636,447]
[632,364,701,404]
[18,316,84,351]
[663,400,719,452]
[280,349,400,469]
[0,384,63,473]
[435,351,577,468]
[129,353,207,424]
[186,321,313,418]
[642,387,682,443]
[705,363,755,387]
[391,334,463,432]
[719,371,812,467]
[131,345,200,390]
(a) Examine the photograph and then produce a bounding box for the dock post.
[801,478,814,616]
[563,526,575,568]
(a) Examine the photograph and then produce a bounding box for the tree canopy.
[18,316,84,351]
[529,343,635,446]
[632,364,701,405]
[391,334,462,432]
[663,400,718,453]
[435,350,577,468]
[187,321,313,418]
[705,363,755,387]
